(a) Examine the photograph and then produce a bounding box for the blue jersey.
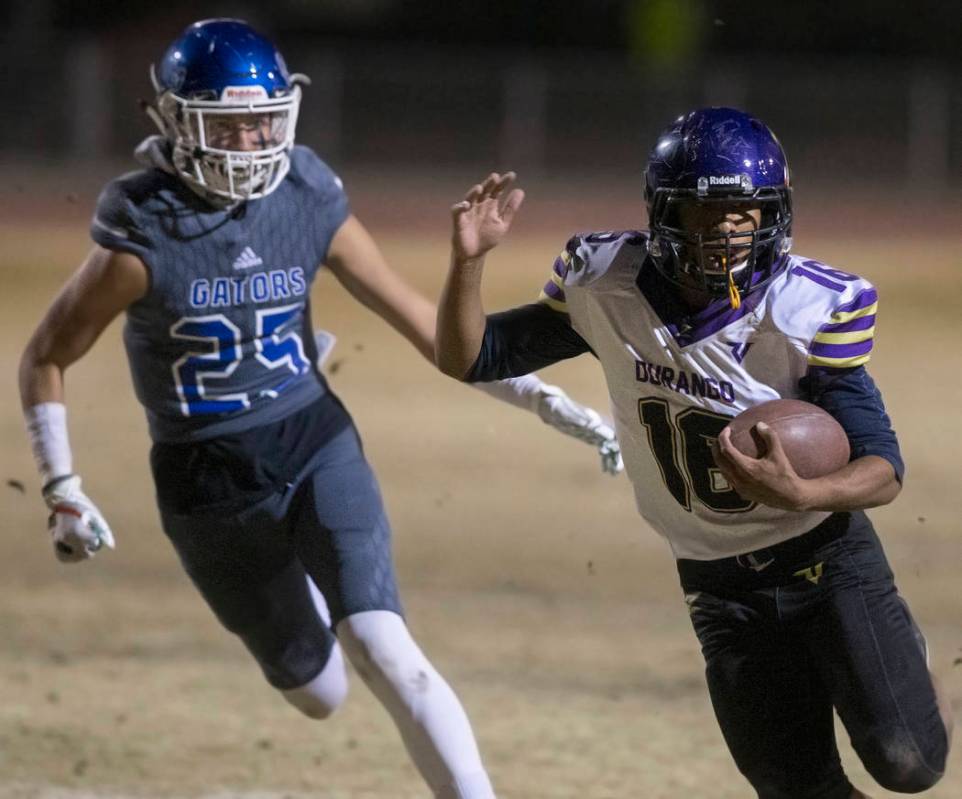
[91,146,349,442]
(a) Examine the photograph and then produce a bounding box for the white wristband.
[24,402,74,488]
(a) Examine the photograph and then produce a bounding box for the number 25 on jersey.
[170,303,310,416]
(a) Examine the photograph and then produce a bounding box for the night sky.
[6,0,961,63]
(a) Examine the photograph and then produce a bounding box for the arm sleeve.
[465,303,591,382]
[799,366,904,482]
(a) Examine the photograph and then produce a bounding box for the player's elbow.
[875,473,902,507]
[852,472,902,511]
[839,455,902,510]
[434,345,475,381]
[436,358,474,382]
[868,456,903,508]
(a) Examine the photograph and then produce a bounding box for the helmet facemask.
[647,186,792,307]
[150,67,304,205]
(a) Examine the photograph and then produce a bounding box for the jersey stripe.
[538,290,568,313]
[537,253,570,312]
[817,314,875,334]
[809,333,874,366]
[809,338,873,358]
[808,352,873,368]
[813,328,875,345]
[834,287,878,313]
[828,301,878,325]
[808,288,878,368]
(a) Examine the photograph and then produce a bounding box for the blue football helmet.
[148,19,309,203]
[644,107,793,306]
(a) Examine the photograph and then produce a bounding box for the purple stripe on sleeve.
[820,315,875,334]
[809,339,873,359]
[542,281,566,301]
[834,287,878,314]
[552,257,566,278]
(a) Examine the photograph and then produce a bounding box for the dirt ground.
[1,173,960,798]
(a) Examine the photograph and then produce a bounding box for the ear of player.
[43,475,115,563]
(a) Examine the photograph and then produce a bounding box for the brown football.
[717,399,851,479]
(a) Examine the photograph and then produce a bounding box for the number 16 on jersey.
[638,397,754,514]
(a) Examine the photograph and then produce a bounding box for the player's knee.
[338,612,426,693]
[341,629,402,686]
[283,688,342,720]
[280,647,350,720]
[861,734,946,793]
[282,675,348,720]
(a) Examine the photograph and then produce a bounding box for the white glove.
[536,387,624,476]
[42,475,115,563]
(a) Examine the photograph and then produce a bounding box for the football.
[717,399,851,479]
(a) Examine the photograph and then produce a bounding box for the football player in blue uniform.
[436,108,952,797]
[18,19,623,799]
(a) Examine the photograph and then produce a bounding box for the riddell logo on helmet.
[697,174,754,195]
[222,86,269,102]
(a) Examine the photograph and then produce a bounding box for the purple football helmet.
[644,107,793,302]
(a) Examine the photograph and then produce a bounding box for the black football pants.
[677,512,948,798]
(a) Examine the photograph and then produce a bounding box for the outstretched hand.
[451,172,525,261]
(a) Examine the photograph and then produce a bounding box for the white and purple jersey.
[91,145,349,443]
[534,230,884,560]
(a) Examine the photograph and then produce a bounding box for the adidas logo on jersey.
[232,247,264,270]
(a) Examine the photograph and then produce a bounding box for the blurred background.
[1,0,960,194]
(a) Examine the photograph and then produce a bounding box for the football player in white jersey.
[435,107,952,798]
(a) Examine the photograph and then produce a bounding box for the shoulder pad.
[774,256,878,369]
[288,146,346,196]
[90,170,164,258]
[562,230,647,288]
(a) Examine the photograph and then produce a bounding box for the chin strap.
[727,268,742,310]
